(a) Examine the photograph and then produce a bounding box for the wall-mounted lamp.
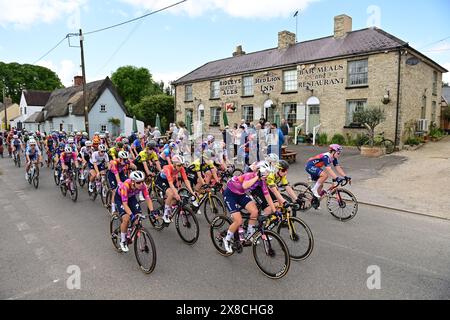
[382,90,391,104]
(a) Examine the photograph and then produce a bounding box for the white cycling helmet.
[98,144,107,152]
[13,135,18,139]
[29,139,37,145]
[99,134,106,139]
[67,137,74,143]
[257,161,273,177]
[82,132,88,137]
[65,146,73,153]
[85,140,93,147]
[266,153,279,163]
[118,151,129,159]
[207,135,215,142]
[130,171,145,182]
[171,155,184,165]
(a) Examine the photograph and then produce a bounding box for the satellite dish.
[406,57,420,66]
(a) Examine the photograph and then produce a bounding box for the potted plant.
[352,106,387,157]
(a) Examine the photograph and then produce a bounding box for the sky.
[0,0,449,87]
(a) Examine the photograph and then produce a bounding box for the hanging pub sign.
[225,102,236,113]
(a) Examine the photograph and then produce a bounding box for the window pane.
[242,105,253,123]
[210,81,220,99]
[210,107,220,125]
[283,103,297,126]
[283,70,297,92]
[243,76,253,96]
[185,85,193,101]
[346,100,367,125]
[348,60,368,86]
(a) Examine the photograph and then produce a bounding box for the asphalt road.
[0,157,449,300]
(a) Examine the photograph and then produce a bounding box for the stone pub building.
[173,14,447,147]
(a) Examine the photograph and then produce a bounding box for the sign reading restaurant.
[298,64,345,88]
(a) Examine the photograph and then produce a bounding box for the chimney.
[334,14,352,39]
[74,75,84,87]
[233,45,246,57]
[278,30,296,50]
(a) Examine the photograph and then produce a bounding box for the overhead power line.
[418,35,450,50]
[84,0,187,36]
[32,35,68,64]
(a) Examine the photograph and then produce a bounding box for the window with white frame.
[242,105,254,123]
[100,104,106,112]
[348,59,368,86]
[431,101,437,124]
[421,95,427,119]
[432,71,438,95]
[283,103,297,126]
[101,125,107,132]
[210,81,220,99]
[210,107,221,126]
[346,99,367,126]
[242,76,253,96]
[68,103,73,114]
[185,84,193,101]
[49,121,54,131]
[67,124,73,133]
[283,70,297,92]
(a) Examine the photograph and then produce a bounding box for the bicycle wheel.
[33,175,39,189]
[110,214,122,252]
[203,195,226,224]
[100,185,108,207]
[252,230,290,279]
[175,205,199,245]
[327,188,358,222]
[78,171,86,187]
[209,215,233,257]
[89,185,98,201]
[70,180,78,202]
[54,170,60,186]
[382,139,395,155]
[105,189,112,211]
[276,217,314,261]
[147,196,165,231]
[60,183,67,197]
[292,182,314,211]
[134,227,157,274]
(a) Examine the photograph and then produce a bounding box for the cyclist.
[130,134,144,158]
[185,150,218,194]
[155,155,195,224]
[11,134,24,161]
[25,139,42,181]
[222,161,274,253]
[88,144,110,193]
[79,140,93,183]
[305,144,350,199]
[266,160,303,207]
[108,142,124,160]
[134,140,162,176]
[116,171,159,252]
[158,142,177,167]
[45,134,55,166]
[109,151,136,213]
[59,146,79,182]
[92,132,101,150]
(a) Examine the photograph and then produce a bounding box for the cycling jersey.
[108,147,121,160]
[89,151,110,165]
[187,159,215,173]
[132,139,142,153]
[12,138,23,147]
[266,172,289,188]
[60,151,77,164]
[135,149,159,164]
[80,146,93,161]
[159,164,187,184]
[227,172,269,196]
[109,159,131,175]
[306,152,339,168]
[117,179,150,204]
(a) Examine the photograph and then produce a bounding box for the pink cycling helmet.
[329,144,343,153]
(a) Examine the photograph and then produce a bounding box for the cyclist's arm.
[285,185,298,201]
[324,166,338,180]
[143,161,151,176]
[335,165,346,178]
[269,185,286,205]
[197,171,206,186]
[242,174,259,190]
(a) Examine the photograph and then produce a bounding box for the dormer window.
[100,104,106,112]
[68,103,73,114]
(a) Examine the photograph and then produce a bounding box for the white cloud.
[0,0,87,29]
[36,59,78,87]
[120,0,318,19]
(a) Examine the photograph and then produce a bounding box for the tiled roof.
[23,90,51,107]
[24,112,42,123]
[173,27,446,85]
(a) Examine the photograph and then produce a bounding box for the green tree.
[111,66,163,111]
[353,106,386,147]
[0,62,63,103]
[132,94,174,132]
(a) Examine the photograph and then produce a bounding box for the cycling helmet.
[118,151,129,159]
[122,138,129,144]
[329,144,343,153]
[67,137,74,143]
[266,153,280,163]
[147,140,157,149]
[169,142,177,149]
[94,132,100,136]
[99,134,106,139]
[172,155,184,165]
[85,140,93,147]
[207,135,215,143]
[13,135,18,139]
[98,144,107,152]
[29,139,37,145]
[130,171,145,182]
[59,143,65,149]
[65,146,72,153]
[82,132,88,137]
[277,160,290,171]
[257,161,273,177]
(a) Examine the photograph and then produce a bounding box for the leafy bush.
[330,134,346,145]
[355,133,369,147]
[405,137,421,146]
[353,106,386,147]
[317,133,328,146]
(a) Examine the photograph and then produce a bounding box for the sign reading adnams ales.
[298,64,345,88]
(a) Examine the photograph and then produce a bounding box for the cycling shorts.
[223,187,253,214]
[108,170,128,190]
[305,165,323,182]
[114,193,142,218]
[88,161,106,172]
[155,174,170,195]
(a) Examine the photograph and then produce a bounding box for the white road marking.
[16,222,31,231]
[23,233,39,244]
[34,247,51,261]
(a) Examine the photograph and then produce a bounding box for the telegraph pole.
[79,29,89,137]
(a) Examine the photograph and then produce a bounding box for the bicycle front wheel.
[382,139,395,154]
[110,214,122,252]
[203,195,226,224]
[252,231,290,279]
[175,206,199,245]
[292,182,314,211]
[33,175,39,189]
[277,217,314,261]
[209,215,233,257]
[327,188,358,222]
[134,227,157,274]
[70,180,78,202]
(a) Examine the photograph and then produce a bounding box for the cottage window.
[210,81,220,99]
[242,76,254,96]
[432,71,438,95]
[346,99,367,126]
[242,105,254,123]
[100,104,106,112]
[210,107,221,126]
[348,59,368,86]
[185,85,193,101]
[283,70,297,92]
[101,125,107,132]
[283,103,297,126]
[68,104,73,114]
[67,124,73,133]
[431,101,437,124]
[421,95,427,119]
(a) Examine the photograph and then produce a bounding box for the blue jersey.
[306,152,339,168]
